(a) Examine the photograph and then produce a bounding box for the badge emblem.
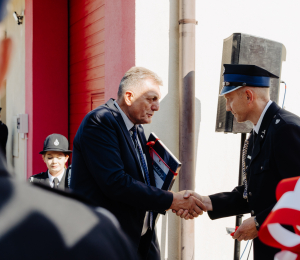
[275,119,280,124]
[54,139,59,146]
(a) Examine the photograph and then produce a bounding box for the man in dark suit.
[70,67,206,260]
[176,64,300,260]
[0,107,8,159]
[29,134,72,190]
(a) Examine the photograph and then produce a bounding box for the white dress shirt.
[253,100,273,134]
[48,169,65,188]
[114,101,150,236]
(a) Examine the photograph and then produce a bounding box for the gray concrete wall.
[5,0,26,180]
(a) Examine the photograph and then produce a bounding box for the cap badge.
[54,139,59,146]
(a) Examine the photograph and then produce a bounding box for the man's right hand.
[171,191,213,220]
[169,190,207,219]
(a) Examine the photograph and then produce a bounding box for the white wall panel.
[5,0,26,180]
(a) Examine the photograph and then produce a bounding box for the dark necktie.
[53,178,59,189]
[131,126,153,229]
[242,133,252,199]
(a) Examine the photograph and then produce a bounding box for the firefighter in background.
[28,134,72,190]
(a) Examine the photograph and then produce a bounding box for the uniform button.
[249,192,252,196]
[251,210,255,215]
[261,166,263,170]
[246,166,248,169]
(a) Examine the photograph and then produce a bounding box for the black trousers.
[253,237,280,260]
[138,228,160,260]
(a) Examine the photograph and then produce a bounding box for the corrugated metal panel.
[69,0,105,151]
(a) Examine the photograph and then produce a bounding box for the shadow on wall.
[143,1,201,259]
[195,97,201,165]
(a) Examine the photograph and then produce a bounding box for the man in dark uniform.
[29,134,72,190]
[0,1,138,259]
[0,107,8,158]
[176,64,300,260]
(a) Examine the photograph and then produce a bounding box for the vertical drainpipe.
[179,0,197,259]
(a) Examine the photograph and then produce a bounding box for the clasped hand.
[170,190,210,220]
[170,190,212,220]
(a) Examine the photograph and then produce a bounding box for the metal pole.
[233,133,247,260]
[179,0,197,259]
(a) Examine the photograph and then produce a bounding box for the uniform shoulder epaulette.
[28,172,46,182]
[34,172,45,177]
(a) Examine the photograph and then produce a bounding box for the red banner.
[259,176,300,260]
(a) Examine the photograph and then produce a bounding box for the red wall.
[25,0,135,176]
[105,0,135,101]
[68,0,135,151]
[25,0,69,177]
[69,0,105,151]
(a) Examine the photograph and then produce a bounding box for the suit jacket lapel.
[106,99,146,182]
[137,125,156,187]
[249,102,281,166]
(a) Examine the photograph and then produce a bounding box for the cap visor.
[219,86,244,96]
[39,149,72,154]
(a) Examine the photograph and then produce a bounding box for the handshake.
[169,191,259,242]
[169,190,213,220]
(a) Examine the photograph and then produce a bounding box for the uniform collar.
[48,169,65,183]
[253,100,273,134]
[114,101,134,131]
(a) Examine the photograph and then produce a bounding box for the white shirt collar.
[48,169,65,184]
[114,100,134,131]
[253,100,273,134]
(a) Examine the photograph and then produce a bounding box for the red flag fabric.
[259,177,300,260]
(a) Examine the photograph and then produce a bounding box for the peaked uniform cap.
[39,134,72,154]
[220,64,279,96]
